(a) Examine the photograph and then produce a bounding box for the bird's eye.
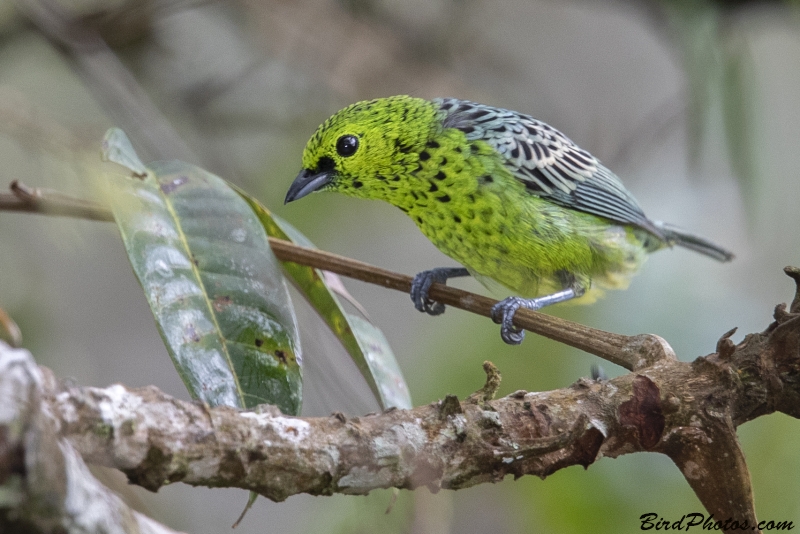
[336,135,359,157]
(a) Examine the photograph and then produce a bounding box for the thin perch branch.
[0,182,671,371]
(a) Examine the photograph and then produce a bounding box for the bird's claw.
[422,299,446,315]
[411,270,447,316]
[491,296,540,345]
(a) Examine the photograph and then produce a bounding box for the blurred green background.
[0,0,798,532]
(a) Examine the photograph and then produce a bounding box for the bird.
[284,95,734,345]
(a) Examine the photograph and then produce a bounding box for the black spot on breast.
[481,175,493,184]
[353,180,363,189]
[437,194,451,203]
[470,144,479,153]
[426,140,440,149]
[376,174,386,181]
[428,182,439,192]
[419,151,431,161]
[453,215,462,223]
[392,175,401,182]
[255,338,264,348]
[435,171,447,180]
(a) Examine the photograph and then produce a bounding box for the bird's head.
[285,96,439,205]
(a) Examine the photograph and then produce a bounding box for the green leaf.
[101,128,147,177]
[345,314,411,410]
[102,128,302,414]
[235,187,412,410]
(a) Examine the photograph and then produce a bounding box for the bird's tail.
[652,221,734,262]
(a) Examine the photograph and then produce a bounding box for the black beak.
[284,169,335,204]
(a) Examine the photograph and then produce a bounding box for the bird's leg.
[491,273,587,345]
[411,267,470,316]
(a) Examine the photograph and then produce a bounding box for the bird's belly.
[428,225,565,297]
[414,198,649,298]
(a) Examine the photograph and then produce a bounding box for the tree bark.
[2,267,800,533]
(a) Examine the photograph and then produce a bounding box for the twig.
[1,180,114,221]
[0,182,673,371]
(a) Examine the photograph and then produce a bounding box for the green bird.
[285,96,734,344]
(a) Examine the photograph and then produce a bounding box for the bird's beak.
[284,169,335,204]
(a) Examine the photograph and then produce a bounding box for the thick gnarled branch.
[2,271,799,532]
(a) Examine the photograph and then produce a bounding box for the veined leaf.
[102,128,302,414]
[235,187,412,410]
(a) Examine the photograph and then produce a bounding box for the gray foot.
[490,287,582,345]
[410,267,470,316]
[490,296,539,345]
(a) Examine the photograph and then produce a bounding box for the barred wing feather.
[434,97,663,238]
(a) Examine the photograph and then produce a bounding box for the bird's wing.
[434,98,661,236]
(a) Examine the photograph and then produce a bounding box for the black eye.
[336,135,359,157]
